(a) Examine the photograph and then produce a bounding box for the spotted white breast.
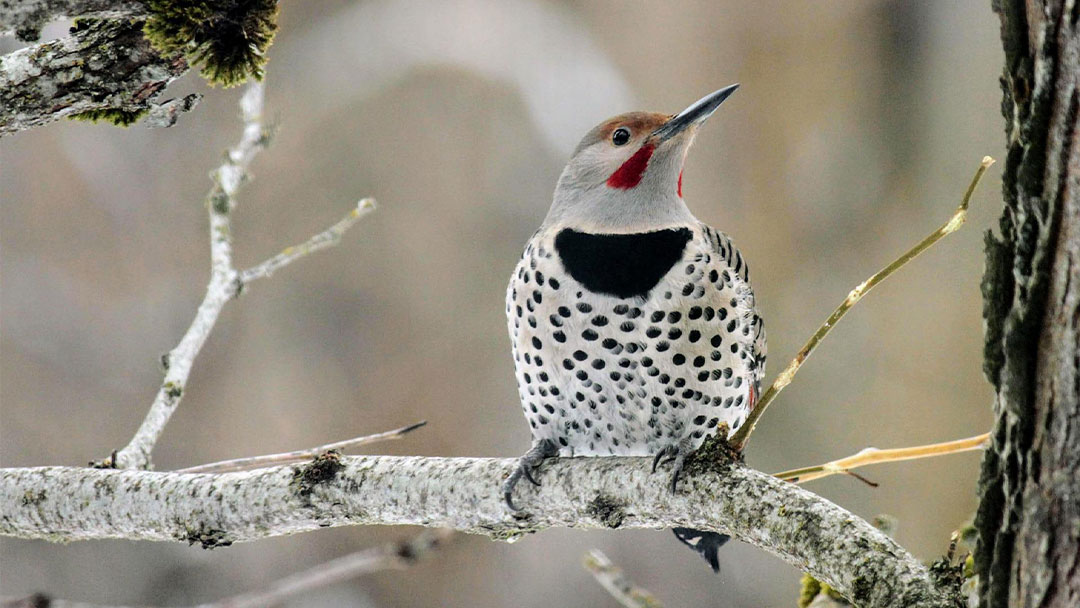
[506,223,765,457]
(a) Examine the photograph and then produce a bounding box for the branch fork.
[99,82,375,470]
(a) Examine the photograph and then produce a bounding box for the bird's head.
[545,85,739,233]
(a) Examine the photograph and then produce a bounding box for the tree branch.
[98,83,373,470]
[0,456,957,608]
[0,0,146,41]
[100,83,268,470]
[0,18,184,136]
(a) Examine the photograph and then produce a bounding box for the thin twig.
[238,198,377,285]
[730,156,995,451]
[176,421,427,474]
[103,83,267,470]
[0,530,451,608]
[583,549,664,608]
[774,432,990,484]
[202,529,452,608]
[102,83,375,470]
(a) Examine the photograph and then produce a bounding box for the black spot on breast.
[554,228,692,299]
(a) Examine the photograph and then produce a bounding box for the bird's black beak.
[651,84,739,142]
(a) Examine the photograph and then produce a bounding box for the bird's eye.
[612,127,631,146]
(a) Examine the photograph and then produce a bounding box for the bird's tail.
[672,528,730,573]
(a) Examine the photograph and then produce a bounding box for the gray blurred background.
[1,1,1003,606]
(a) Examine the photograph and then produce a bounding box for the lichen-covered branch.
[0,18,185,136]
[0,0,146,41]
[0,456,958,608]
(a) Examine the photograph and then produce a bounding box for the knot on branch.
[587,494,628,529]
[184,524,233,549]
[684,422,741,478]
[927,558,966,606]
[291,451,345,499]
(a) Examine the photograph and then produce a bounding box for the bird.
[502,85,766,572]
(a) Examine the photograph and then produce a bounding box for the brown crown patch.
[572,111,672,157]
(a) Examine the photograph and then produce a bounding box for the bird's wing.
[698,223,767,402]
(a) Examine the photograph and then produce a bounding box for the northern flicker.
[503,85,766,572]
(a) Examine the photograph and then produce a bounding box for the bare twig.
[730,156,996,450]
[583,549,664,608]
[201,529,452,608]
[0,530,451,608]
[238,198,377,285]
[0,456,959,608]
[176,421,427,474]
[775,432,991,484]
[102,83,267,470]
[102,83,374,470]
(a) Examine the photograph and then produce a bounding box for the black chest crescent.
[554,227,692,299]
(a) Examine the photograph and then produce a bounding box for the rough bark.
[976,1,1080,608]
[0,0,145,40]
[0,18,185,136]
[0,456,958,608]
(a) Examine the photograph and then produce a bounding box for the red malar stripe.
[606,144,655,189]
[677,169,683,197]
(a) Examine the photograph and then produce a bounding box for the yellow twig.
[774,432,990,484]
[729,156,995,451]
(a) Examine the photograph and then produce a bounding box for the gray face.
[543,111,700,234]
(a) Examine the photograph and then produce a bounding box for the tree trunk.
[976,1,1080,607]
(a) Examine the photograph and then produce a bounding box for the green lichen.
[69,108,149,127]
[143,0,279,87]
[21,489,46,507]
[683,422,740,478]
[849,576,872,603]
[164,381,183,399]
[798,573,822,608]
[484,527,534,543]
[798,572,849,607]
[929,556,965,597]
[210,191,231,215]
[183,525,233,549]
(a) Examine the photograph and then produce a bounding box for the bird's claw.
[503,439,558,511]
[652,446,677,473]
[652,440,692,493]
[522,464,541,487]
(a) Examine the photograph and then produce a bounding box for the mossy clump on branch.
[143,0,280,87]
[798,573,849,607]
[69,108,149,127]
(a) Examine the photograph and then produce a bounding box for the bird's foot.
[503,439,558,511]
[652,438,695,493]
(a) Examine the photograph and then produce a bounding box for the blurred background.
[1,1,1004,606]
